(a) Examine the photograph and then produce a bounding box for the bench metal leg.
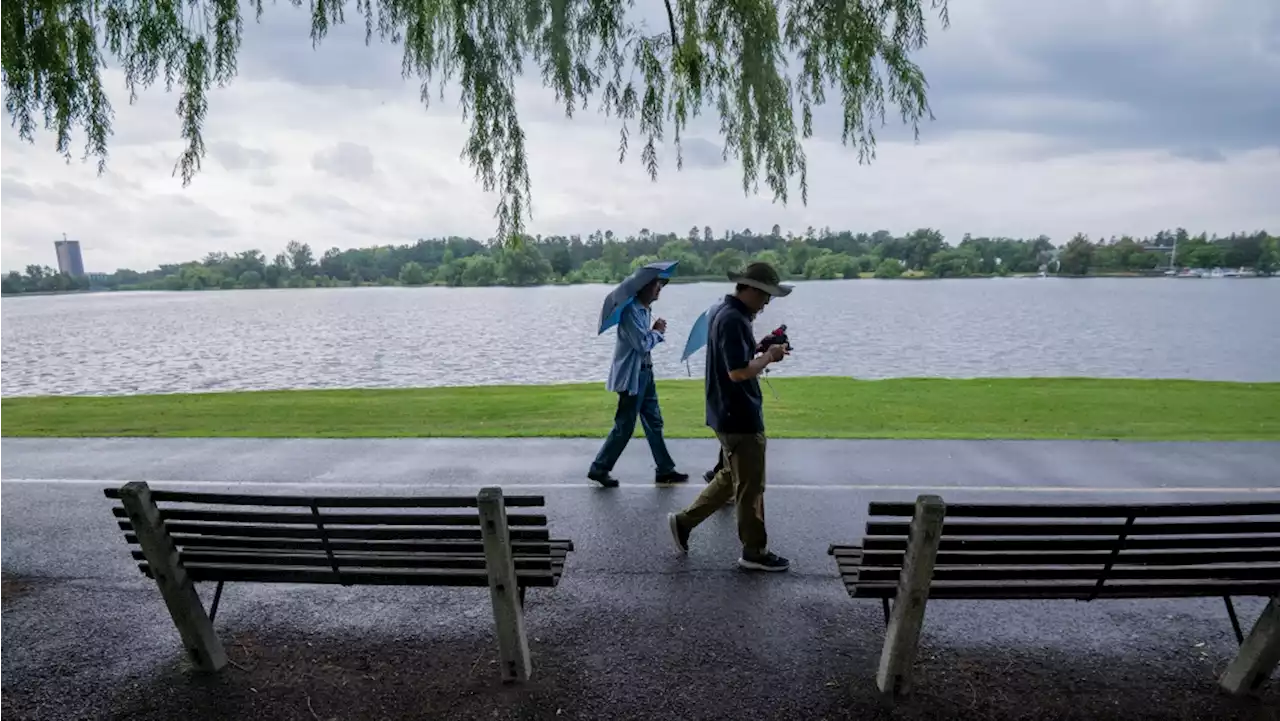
[882,598,891,627]
[1224,596,1244,646]
[1220,595,1280,695]
[876,495,945,699]
[119,482,228,672]
[478,487,532,683]
[209,581,225,624]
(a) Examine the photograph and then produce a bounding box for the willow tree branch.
[2,0,951,247]
[662,0,678,48]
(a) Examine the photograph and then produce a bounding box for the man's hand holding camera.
[653,318,667,334]
[763,343,788,363]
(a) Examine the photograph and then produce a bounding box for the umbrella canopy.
[598,260,679,334]
[680,306,712,363]
[681,297,731,364]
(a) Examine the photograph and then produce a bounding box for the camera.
[755,324,792,354]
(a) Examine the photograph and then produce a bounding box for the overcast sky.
[3,0,1279,272]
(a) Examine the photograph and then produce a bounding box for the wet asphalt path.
[3,438,1279,720]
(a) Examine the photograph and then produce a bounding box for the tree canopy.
[2,0,949,242]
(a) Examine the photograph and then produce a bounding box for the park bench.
[828,496,1280,698]
[105,481,573,682]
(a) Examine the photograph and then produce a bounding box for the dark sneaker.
[703,469,717,483]
[655,471,690,486]
[738,550,790,572]
[587,470,620,488]
[667,513,690,554]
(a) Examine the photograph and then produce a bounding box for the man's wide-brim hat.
[727,262,793,297]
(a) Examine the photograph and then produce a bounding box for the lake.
[2,278,1277,397]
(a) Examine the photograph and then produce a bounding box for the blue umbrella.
[680,300,724,375]
[680,306,712,363]
[598,260,679,334]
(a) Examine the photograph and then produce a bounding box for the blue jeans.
[590,368,676,475]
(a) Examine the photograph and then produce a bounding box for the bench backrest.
[105,485,567,587]
[858,500,1280,599]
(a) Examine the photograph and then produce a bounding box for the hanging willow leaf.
[1,0,949,244]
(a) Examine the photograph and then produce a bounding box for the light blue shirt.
[606,302,664,395]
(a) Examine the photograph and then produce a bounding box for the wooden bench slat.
[104,488,546,508]
[173,548,570,562]
[862,535,1280,552]
[119,521,551,541]
[866,520,1280,537]
[852,564,1280,583]
[131,550,559,570]
[127,533,572,554]
[113,507,547,527]
[182,543,573,558]
[139,562,564,587]
[868,501,1280,518]
[854,548,1280,568]
[850,579,1280,599]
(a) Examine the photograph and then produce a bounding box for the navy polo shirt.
[705,295,764,434]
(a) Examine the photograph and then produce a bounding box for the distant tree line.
[1,265,94,294]
[3,227,1276,295]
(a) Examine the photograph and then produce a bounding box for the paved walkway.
[3,438,1279,720]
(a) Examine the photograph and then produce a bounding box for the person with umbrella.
[680,298,781,485]
[588,261,691,488]
[667,262,793,572]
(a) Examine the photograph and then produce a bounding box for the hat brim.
[727,272,793,297]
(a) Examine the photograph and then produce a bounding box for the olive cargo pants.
[676,432,768,554]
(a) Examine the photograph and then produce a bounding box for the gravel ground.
[3,573,1276,721]
[2,575,34,600]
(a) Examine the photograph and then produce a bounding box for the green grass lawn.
[2,378,1277,440]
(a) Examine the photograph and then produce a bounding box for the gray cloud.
[416,167,456,192]
[894,1,1280,153]
[679,137,727,169]
[2,177,37,201]
[312,141,377,181]
[104,172,145,192]
[66,182,113,205]
[251,202,286,216]
[204,225,239,239]
[2,180,111,206]
[292,192,360,215]
[209,141,278,171]
[1173,147,1228,164]
[143,196,238,237]
[238,12,406,91]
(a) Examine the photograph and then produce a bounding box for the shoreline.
[6,272,1275,297]
[3,377,1276,441]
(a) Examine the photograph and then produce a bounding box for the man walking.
[588,276,690,488]
[668,262,792,572]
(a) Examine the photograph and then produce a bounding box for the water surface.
[3,278,1276,397]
